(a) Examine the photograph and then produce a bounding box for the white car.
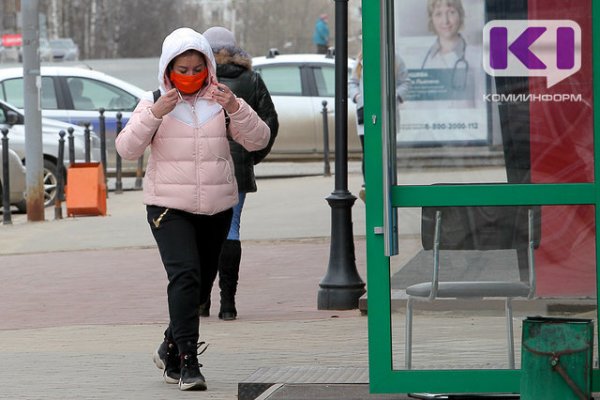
[0,99,100,206]
[252,51,360,158]
[0,66,145,174]
[0,147,27,212]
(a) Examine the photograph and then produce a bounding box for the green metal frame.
[363,0,600,394]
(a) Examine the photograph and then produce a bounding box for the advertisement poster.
[394,0,489,144]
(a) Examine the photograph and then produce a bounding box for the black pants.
[147,205,232,354]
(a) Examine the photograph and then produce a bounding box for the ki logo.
[483,20,581,88]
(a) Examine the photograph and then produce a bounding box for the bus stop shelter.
[363,0,600,396]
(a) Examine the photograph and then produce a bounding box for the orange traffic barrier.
[65,162,107,217]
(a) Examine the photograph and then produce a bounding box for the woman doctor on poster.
[421,0,478,106]
[421,0,467,71]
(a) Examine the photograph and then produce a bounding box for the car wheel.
[43,159,59,207]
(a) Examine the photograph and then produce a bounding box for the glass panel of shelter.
[388,0,596,371]
[390,205,597,370]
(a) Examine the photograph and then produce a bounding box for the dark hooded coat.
[214,48,279,193]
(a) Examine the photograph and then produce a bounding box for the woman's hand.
[210,83,240,114]
[150,88,179,118]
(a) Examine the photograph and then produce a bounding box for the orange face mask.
[169,69,209,94]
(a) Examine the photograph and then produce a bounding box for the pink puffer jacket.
[115,28,270,215]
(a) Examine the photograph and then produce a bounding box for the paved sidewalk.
[1,162,592,399]
[0,240,369,400]
[0,161,372,400]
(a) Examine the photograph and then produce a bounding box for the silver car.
[49,38,80,62]
[0,147,27,212]
[252,52,361,159]
[0,45,19,63]
[0,99,100,206]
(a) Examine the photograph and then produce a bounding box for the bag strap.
[151,89,161,142]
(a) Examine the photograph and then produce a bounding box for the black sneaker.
[153,339,180,384]
[179,353,207,391]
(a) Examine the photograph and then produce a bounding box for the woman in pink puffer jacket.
[116,27,269,392]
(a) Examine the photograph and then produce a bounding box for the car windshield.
[50,40,73,49]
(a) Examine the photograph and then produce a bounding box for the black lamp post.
[318,0,366,310]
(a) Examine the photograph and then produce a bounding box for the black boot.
[198,299,210,318]
[198,255,220,317]
[218,239,241,320]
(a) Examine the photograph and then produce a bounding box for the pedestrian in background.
[115,27,270,391]
[349,49,410,201]
[348,50,365,194]
[312,13,330,54]
[202,26,279,321]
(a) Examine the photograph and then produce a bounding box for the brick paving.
[0,164,372,399]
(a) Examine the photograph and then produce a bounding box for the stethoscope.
[421,34,468,90]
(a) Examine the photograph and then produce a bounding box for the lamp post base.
[318,286,366,310]
[318,191,366,310]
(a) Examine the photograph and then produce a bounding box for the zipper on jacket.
[187,97,203,212]
[176,89,203,211]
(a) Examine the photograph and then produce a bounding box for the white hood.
[157,27,217,95]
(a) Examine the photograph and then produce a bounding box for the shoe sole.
[153,347,179,384]
[218,312,237,321]
[152,349,165,370]
[179,380,207,391]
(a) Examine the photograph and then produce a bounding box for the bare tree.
[87,0,97,57]
[46,0,60,38]
[232,0,335,57]
[106,0,123,58]
[37,0,361,60]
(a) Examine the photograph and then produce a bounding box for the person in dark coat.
[202,26,279,320]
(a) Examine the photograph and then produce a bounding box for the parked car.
[0,45,19,63]
[0,147,27,212]
[0,66,144,174]
[252,51,360,159]
[49,38,79,61]
[0,99,100,206]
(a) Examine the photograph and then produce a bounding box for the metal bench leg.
[505,297,515,369]
[405,297,413,369]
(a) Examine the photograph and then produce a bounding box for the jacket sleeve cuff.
[146,107,162,121]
